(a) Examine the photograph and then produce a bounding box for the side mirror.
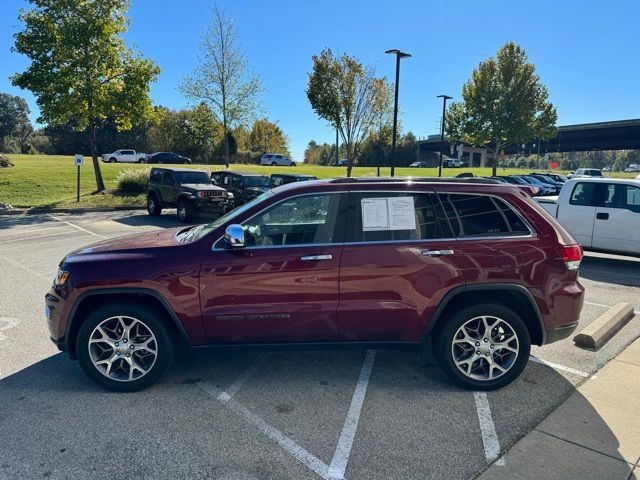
[224,224,245,248]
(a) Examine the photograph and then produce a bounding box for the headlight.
[226,192,234,198]
[54,269,69,286]
[197,191,207,198]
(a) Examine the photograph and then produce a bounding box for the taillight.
[559,244,583,270]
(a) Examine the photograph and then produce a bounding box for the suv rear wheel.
[147,193,162,216]
[177,198,193,223]
[434,303,530,391]
[76,303,173,392]
[271,161,277,166]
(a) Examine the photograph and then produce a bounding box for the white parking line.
[0,225,68,237]
[529,356,590,377]
[473,391,504,466]
[585,301,614,309]
[217,353,271,402]
[327,350,376,480]
[47,214,106,238]
[0,230,79,245]
[0,255,50,281]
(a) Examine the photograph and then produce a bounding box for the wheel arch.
[65,288,192,359]
[423,284,545,346]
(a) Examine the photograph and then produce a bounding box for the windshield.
[176,171,210,184]
[244,176,271,188]
[192,190,275,241]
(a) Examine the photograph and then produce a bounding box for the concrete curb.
[0,207,146,216]
[574,302,635,349]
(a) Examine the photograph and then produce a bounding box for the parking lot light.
[385,49,411,177]
[437,94,453,177]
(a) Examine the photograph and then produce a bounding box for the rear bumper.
[545,321,579,343]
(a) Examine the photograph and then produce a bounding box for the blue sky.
[1,0,639,160]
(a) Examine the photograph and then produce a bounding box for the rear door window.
[438,193,530,238]
[570,182,597,206]
[345,192,453,242]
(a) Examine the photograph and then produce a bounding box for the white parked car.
[101,149,146,163]
[536,178,640,255]
[624,164,640,173]
[567,168,603,179]
[260,153,295,166]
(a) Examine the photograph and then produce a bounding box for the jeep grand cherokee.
[45,177,584,392]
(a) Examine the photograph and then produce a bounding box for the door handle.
[596,212,609,220]
[300,254,333,261]
[421,249,454,257]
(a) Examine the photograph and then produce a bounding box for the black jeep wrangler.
[211,170,272,206]
[147,167,233,222]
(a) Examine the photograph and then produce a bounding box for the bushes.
[115,168,149,194]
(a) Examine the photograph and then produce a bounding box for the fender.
[65,287,192,356]
[421,283,546,345]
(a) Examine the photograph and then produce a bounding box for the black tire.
[76,302,174,392]
[271,161,277,166]
[109,157,117,163]
[138,158,145,164]
[157,160,163,164]
[290,162,295,166]
[147,193,162,216]
[177,198,193,223]
[434,303,530,391]
[182,160,190,164]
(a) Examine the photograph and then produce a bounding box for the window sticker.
[361,197,416,231]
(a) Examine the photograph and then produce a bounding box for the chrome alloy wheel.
[88,316,158,382]
[451,315,519,381]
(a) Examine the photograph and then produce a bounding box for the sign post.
[74,154,83,202]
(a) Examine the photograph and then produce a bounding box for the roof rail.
[329,176,502,185]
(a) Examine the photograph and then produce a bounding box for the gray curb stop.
[574,302,635,349]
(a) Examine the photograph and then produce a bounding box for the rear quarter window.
[439,193,530,238]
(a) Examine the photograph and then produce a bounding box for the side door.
[120,150,133,163]
[592,183,640,254]
[200,192,347,343]
[337,190,465,342]
[559,182,597,247]
[160,170,177,205]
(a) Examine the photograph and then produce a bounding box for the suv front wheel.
[147,193,162,216]
[177,198,193,223]
[435,303,530,391]
[76,303,174,392]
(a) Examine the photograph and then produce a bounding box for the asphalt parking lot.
[1,210,639,480]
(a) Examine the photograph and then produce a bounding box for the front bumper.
[45,290,66,352]
[194,198,232,213]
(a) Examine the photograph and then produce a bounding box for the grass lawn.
[1,153,638,209]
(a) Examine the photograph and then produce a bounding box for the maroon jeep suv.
[45,177,585,392]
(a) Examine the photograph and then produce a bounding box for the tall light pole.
[385,49,411,177]
[437,94,452,178]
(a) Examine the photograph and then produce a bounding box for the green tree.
[181,4,262,168]
[307,49,388,176]
[248,118,290,156]
[0,93,30,152]
[12,0,159,191]
[446,42,557,176]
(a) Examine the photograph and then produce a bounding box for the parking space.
[1,211,639,480]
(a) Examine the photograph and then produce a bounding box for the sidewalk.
[478,337,640,480]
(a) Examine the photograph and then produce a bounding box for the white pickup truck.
[536,177,640,255]
[101,149,146,163]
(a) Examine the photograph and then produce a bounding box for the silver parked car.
[260,153,295,166]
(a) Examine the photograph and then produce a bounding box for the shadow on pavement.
[580,253,640,287]
[111,212,212,229]
[0,348,630,480]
